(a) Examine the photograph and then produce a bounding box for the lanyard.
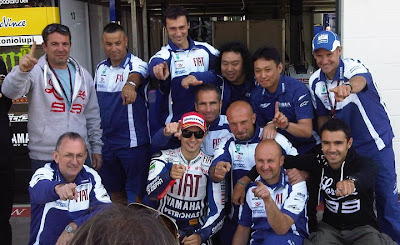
[48,63,73,104]
[325,66,344,119]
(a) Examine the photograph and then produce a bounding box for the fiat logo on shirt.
[254,201,261,206]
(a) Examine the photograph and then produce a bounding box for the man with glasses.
[2,23,103,173]
[152,83,232,155]
[145,112,224,245]
[94,22,150,204]
[29,132,111,245]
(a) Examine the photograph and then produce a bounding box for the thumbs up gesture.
[252,180,271,201]
[19,41,38,72]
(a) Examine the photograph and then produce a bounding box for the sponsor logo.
[11,206,30,217]
[260,103,270,108]
[146,176,163,195]
[299,100,309,107]
[193,57,205,67]
[12,133,28,146]
[0,0,29,6]
[317,34,329,44]
[8,113,28,122]
[298,94,307,101]
[279,102,291,108]
[0,16,26,29]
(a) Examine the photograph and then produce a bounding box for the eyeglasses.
[60,153,86,162]
[43,23,70,34]
[128,203,179,241]
[181,129,205,139]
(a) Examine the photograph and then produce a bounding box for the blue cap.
[312,30,341,53]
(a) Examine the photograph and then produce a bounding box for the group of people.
[1,4,399,245]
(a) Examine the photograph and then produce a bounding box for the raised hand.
[181,75,203,89]
[272,101,289,129]
[19,41,38,72]
[252,180,271,201]
[163,120,182,138]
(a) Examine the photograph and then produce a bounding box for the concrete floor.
[10,205,30,245]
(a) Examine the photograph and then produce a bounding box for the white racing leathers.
[146,148,224,243]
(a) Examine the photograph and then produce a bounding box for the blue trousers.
[356,143,400,244]
[100,143,151,203]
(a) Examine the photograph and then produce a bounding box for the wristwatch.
[64,224,76,234]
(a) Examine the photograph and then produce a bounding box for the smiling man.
[148,5,219,126]
[215,41,256,114]
[94,22,151,204]
[250,46,319,155]
[232,140,308,245]
[152,83,231,155]
[2,23,103,173]
[309,30,400,243]
[28,132,111,245]
[285,119,395,245]
[145,112,224,245]
[209,100,298,245]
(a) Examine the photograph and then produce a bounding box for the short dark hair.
[162,5,188,26]
[216,41,254,82]
[252,46,282,66]
[320,119,351,140]
[55,132,85,151]
[42,23,71,44]
[195,83,221,102]
[103,22,126,35]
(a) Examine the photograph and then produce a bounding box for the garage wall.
[340,0,400,190]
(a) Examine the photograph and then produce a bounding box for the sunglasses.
[181,129,205,139]
[44,24,70,34]
[128,203,179,241]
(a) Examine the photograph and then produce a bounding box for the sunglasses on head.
[44,24,70,34]
[128,203,179,241]
[181,129,205,139]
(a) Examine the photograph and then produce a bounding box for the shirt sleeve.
[237,187,254,227]
[83,70,103,155]
[148,48,171,80]
[211,138,233,167]
[196,177,225,242]
[130,56,149,79]
[281,181,308,222]
[293,84,315,120]
[29,165,60,204]
[146,152,175,199]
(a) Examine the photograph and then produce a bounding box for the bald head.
[226,100,256,141]
[226,100,254,118]
[255,139,284,185]
[255,139,282,157]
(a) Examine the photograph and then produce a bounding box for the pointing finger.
[274,101,280,118]
[29,41,36,56]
